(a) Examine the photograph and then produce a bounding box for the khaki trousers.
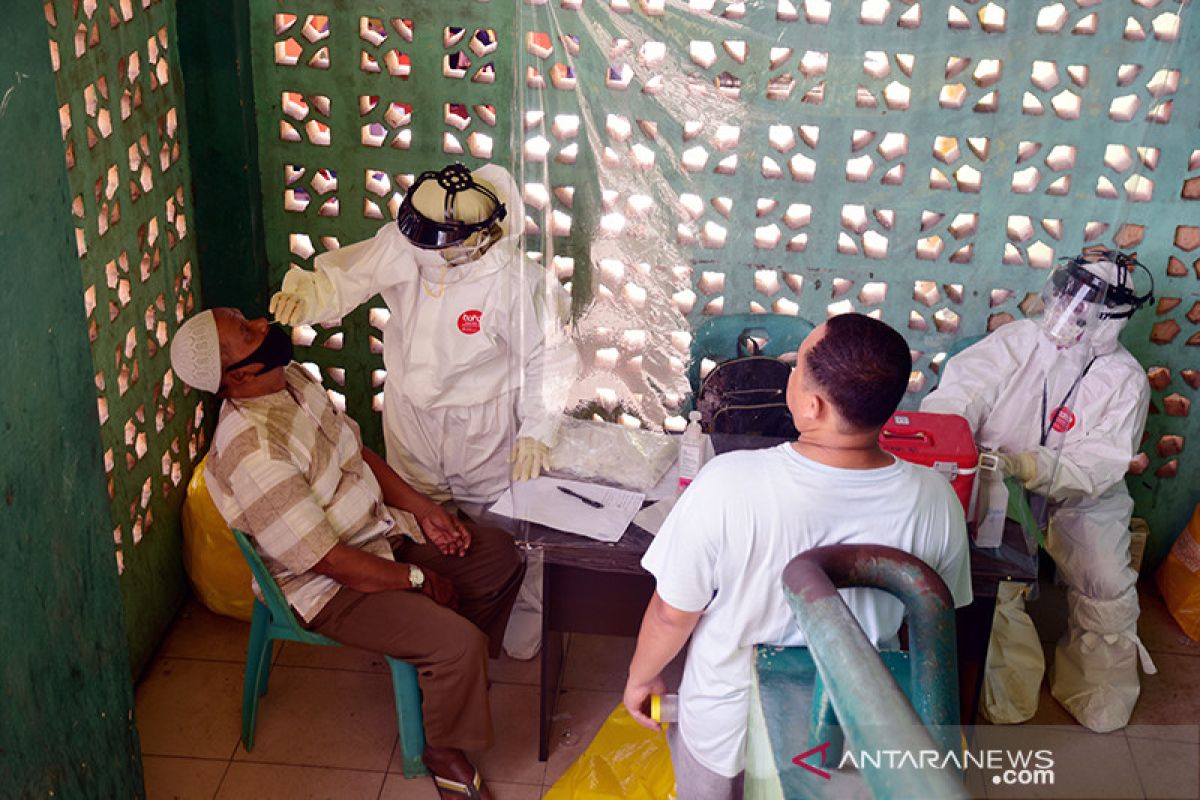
[306,523,524,751]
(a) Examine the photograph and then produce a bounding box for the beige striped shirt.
[205,363,397,622]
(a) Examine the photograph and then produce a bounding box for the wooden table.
[466,434,1028,760]
[468,505,658,761]
[466,434,782,760]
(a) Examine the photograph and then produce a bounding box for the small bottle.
[650,693,679,724]
[677,411,708,494]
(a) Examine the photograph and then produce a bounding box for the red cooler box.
[879,411,979,518]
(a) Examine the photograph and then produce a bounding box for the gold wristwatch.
[408,564,425,590]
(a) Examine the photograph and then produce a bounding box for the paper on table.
[488,476,645,543]
[632,496,677,536]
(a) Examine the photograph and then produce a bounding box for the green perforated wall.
[46,0,206,672]
[249,0,1198,568]
[248,5,516,450]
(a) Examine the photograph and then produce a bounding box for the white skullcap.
[170,310,221,392]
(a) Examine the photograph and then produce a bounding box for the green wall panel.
[246,0,1199,570]
[0,1,143,795]
[177,0,271,313]
[46,0,207,673]
[248,1,518,452]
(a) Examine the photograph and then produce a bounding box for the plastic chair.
[687,313,815,396]
[231,529,428,778]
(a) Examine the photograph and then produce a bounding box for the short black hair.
[804,313,911,431]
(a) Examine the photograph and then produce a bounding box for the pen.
[557,486,605,509]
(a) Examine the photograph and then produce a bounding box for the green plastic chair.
[687,312,816,396]
[231,529,428,778]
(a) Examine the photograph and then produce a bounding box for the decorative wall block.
[47,0,203,575]
[239,1,1199,513]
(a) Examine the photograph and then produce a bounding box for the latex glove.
[999,452,1038,484]
[269,291,307,326]
[268,271,315,326]
[509,437,551,481]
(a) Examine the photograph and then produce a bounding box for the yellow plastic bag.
[181,454,254,622]
[543,704,676,800]
[1156,504,1200,642]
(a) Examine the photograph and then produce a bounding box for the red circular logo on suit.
[457,309,482,335]
[1050,406,1076,433]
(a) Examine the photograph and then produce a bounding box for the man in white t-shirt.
[623,313,972,799]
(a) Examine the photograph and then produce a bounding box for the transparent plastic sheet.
[549,416,679,491]
[512,0,1190,442]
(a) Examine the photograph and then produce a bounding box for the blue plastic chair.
[231,529,428,778]
[687,313,816,396]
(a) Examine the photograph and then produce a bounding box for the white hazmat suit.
[921,259,1154,732]
[274,164,579,506]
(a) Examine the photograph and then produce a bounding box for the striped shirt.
[205,363,405,622]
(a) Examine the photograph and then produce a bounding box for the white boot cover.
[1051,587,1156,732]
[502,548,544,660]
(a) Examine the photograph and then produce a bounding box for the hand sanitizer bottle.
[678,411,708,494]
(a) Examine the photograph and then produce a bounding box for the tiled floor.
[137,579,1200,799]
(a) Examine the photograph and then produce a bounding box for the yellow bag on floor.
[543,704,676,800]
[1156,504,1200,642]
[181,455,254,622]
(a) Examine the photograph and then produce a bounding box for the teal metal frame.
[781,544,965,799]
[231,529,428,778]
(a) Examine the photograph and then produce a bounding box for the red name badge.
[457,309,482,334]
[1050,406,1076,433]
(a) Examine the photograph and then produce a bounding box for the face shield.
[1039,259,1109,349]
[437,230,500,266]
[1039,249,1155,349]
[396,163,507,257]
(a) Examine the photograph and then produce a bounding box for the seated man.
[170,307,524,800]
[623,313,972,799]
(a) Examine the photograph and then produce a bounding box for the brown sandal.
[432,767,484,799]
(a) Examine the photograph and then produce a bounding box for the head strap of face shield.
[396,163,507,250]
[1057,249,1154,319]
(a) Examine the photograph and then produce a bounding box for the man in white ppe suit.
[270,162,579,659]
[270,162,578,504]
[921,248,1155,732]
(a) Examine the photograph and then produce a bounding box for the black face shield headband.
[1053,250,1154,320]
[395,163,507,250]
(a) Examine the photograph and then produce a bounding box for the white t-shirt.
[641,443,972,777]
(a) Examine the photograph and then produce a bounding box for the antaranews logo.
[794,742,1055,786]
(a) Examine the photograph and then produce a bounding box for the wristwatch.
[408,564,426,590]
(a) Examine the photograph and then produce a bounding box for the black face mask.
[226,324,294,376]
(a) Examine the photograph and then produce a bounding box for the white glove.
[509,437,551,481]
[999,452,1038,484]
[269,271,316,326]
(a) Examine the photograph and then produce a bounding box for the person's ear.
[810,392,832,424]
[791,386,822,424]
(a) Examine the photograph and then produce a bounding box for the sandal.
[432,767,484,799]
